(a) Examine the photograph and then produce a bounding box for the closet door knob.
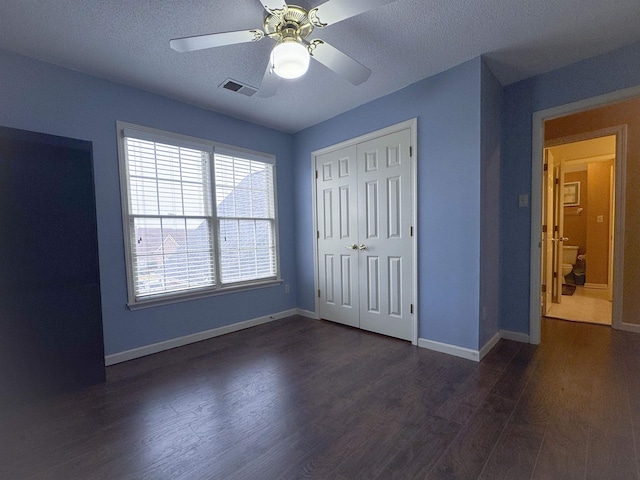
[345,244,357,250]
[358,244,367,250]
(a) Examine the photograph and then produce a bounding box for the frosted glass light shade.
[270,40,310,79]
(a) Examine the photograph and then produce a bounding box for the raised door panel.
[357,129,412,341]
[316,145,359,327]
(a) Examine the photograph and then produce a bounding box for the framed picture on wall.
[563,181,580,206]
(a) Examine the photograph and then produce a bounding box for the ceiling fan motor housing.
[264,5,315,42]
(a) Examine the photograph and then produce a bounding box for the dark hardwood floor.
[2,315,640,479]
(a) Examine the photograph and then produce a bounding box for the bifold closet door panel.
[316,145,360,328]
[356,129,413,341]
[315,127,413,341]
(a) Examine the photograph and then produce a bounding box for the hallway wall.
[585,160,612,286]
[563,170,588,254]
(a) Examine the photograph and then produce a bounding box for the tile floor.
[546,285,612,325]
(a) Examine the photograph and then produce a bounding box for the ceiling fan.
[169,0,398,97]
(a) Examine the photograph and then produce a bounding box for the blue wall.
[500,40,640,333]
[479,58,502,346]
[294,58,483,349]
[9,35,637,356]
[0,49,297,356]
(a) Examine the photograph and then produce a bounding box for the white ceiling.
[1,0,640,133]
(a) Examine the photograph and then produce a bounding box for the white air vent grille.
[220,79,258,97]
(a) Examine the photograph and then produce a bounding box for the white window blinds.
[118,123,279,306]
[124,137,215,299]
[214,153,277,284]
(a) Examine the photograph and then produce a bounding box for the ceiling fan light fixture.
[270,39,309,79]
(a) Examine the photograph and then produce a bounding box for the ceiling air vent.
[220,79,258,97]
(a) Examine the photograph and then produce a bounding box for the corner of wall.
[479,56,503,347]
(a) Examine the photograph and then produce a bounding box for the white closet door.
[356,129,413,341]
[316,145,360,328]
[315,127,413,341]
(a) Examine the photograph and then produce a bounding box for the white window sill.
[127,278,282,311]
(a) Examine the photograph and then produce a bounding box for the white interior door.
[552,161,566,303]
[316,145,359,328]
[543,149,554,314]
[356,129,413,340]
[608,164,615,302]
[315,127,413,341]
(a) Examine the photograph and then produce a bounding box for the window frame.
[116,121,281,309]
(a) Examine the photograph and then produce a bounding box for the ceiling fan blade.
[258,0,288,15]
[170,29,264,53]
[258,61,280,98]
[309,0,397,27]
[308,39,371,85]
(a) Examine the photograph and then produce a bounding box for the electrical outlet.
[284,284,290,293]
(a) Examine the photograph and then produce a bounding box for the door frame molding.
[311,118,419,345]
[530,87,640,343]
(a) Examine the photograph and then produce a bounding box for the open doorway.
[541,134,616,326]
[529,92,640,344]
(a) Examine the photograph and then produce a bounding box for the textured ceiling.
[1,0,640,133]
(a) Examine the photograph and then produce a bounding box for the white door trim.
[530,87,640,343]
[311,118,419,345]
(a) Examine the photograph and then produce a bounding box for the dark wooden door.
[0,126,105,410]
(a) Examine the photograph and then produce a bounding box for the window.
[215,152,277,284]
[117,122,279,307]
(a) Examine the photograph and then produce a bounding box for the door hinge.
[541,284,547,293]
[410,226,413,237]
[555,178,559,185]
[543,163,548,172]
[315,170,318,179]
[318,289,321,298]
[317,230,320,239]
[410,304,413,314]
[409,146,413,157]
[542,224,547,233]
[553,272,557,278]
[554,225,558,232]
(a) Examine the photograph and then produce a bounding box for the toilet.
[562,246,579,283]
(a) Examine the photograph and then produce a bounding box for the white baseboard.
[500,329,530,343]
[418,329,530,363]
[105,308,298,366]
[479,332,501,360]
[297,308,320,319]
[418,338,480,362]
[107,310,534,367]
[584,283,608,290]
